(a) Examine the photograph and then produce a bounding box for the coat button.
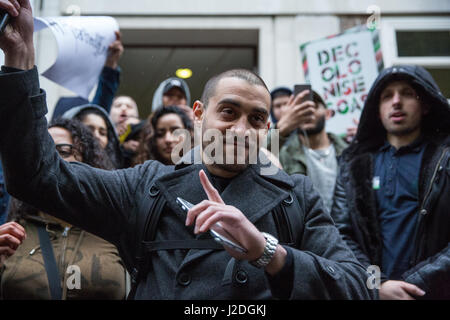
[177,272,191,286]
[420,209,427,215]
[327,266,335,274]
[235,270,248,284]
[148,184,160,197]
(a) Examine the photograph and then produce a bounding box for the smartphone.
[0,10,10,34]
[176,197,248,253]
[294,84,313,103]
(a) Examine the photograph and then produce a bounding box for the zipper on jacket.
[59,226,71,276]
[411,147,448,265]
[419,147,448,214]
[29,245,41,255]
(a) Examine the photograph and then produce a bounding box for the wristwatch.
[250,232,279,268]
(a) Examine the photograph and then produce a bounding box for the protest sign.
[34,16,118,99]
[300,26,383,134]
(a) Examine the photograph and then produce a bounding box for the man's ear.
[325,108,333,121]
[193,100,204,123]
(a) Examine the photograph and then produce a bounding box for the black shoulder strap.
[273,191,303,246]
[143,239,223,252]
[37,225,62,300]
[128,183,166,300]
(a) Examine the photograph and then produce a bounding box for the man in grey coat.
[0,0,374,299]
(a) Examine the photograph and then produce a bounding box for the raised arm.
[92,31,123,112]
[0,0,155,247]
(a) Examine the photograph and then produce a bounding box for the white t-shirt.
[303,144,338,213]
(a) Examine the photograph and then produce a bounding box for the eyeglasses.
[55,143,79,159]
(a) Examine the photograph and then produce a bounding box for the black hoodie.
[331,65,450,299]
[344,64,450,159]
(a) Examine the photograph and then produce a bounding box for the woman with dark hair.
[134,105,193,166]
[49,118,114,170]
[62,104,124,168]
[0,119,127,300]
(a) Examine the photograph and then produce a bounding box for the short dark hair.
[312,91,327,109]
[200,69,269,107]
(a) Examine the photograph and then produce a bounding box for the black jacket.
[0,67,374,300]
[331,65,450,299]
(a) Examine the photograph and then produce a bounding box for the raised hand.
[185,169,266,262]
[105,30,124,70]
[345,118,359,143]
[0,0,34,69]
[277,90,316,137]
[0,221,26,263]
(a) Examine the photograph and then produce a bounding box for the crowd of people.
[0,0,448,300]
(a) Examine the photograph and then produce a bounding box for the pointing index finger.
[199,170,224,204]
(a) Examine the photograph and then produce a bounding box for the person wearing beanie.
[269,86,292,125]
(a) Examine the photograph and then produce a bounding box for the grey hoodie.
[151,77,191,113]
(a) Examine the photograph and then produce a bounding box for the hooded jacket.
[62,104,124,169]
[331,65,450,299]
[150,77,191,113]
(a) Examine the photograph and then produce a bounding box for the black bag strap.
[273,191,303,246]
[37,225,62,300]
[143,239,224,252]
[128,184,166,300]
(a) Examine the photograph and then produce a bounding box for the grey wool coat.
[0,67,374,300]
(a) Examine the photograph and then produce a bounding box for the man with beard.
[279,91,348,213]
[0,0,374,300]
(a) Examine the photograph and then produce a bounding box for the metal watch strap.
[250,232,279,268]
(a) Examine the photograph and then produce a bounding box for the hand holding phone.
[177,197,248,253]
[0,9,10,34]
[294,84,313,103]
[277,84,315,137]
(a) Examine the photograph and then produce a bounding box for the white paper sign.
[301,29,380,134]
[34,16,119,99]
